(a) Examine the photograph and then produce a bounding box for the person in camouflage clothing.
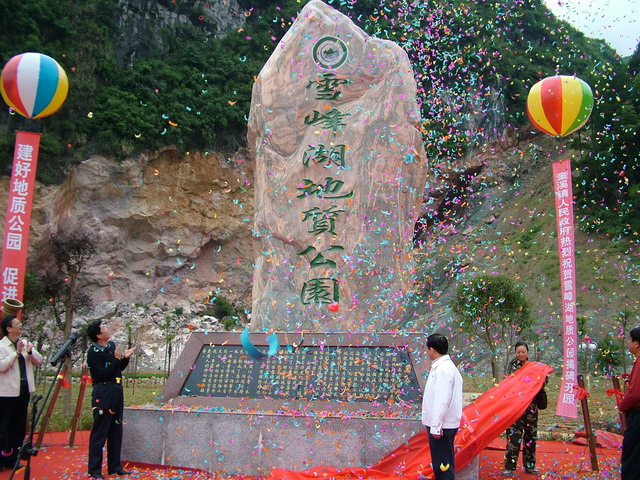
[503,341,543,476]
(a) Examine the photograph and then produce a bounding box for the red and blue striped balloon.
[526,75,593,138]
[1,52,69,119]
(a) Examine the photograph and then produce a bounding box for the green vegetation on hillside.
[0,0,637,239]
[574,47,640,238]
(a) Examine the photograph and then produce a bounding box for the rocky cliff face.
[1,147,255,310]
[112,0,245,63]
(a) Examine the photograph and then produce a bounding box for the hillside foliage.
[0,0,637,239]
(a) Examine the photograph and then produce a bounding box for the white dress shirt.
[421,354,463,435]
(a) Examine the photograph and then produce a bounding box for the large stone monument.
[248,0,428,331]
[122,330,478,478]
[123,2,480,477]
[123,331,431,474]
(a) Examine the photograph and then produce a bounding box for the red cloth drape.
[268,361,552,480]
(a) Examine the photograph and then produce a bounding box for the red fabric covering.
[268,362,552,480]
[573,430,624,449]
[0,430,620,480]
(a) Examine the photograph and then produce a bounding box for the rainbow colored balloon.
[1,52,69,119]
[526,75,593,138]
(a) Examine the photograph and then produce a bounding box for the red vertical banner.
[0,131,41,306]
[552,158,578,418]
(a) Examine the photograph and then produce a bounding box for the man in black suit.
[86,320,135,479]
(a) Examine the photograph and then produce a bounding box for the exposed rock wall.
[112,0,245,62]
[0,147,255,310]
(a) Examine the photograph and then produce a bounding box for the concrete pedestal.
[122,407,478,479]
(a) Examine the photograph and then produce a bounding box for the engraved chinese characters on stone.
[248,0,427,330]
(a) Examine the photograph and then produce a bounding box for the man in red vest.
[619,326,640,480]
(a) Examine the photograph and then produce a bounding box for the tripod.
[8,352,68,480]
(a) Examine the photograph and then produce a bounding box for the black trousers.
[427,427,458,480]
[88,384,125,475]
[0,380,29,467]
[622,409,640,480]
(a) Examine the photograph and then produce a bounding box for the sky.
[543,0,639,56]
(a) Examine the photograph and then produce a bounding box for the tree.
[48,229,98,339]
[153,310,185,383]
[451,275,533,382]
[21,273,51,384]
[618,310,633,374]
[32,228,98,416]
[595,336,624,377]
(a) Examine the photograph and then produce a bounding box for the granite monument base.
[122,407,479,479]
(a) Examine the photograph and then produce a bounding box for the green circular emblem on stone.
[312,36,348,70]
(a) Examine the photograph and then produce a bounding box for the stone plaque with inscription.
[161,331,427,414]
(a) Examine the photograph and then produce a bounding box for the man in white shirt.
[421,333,463,480]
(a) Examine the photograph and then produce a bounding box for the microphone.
[50,332,79,366]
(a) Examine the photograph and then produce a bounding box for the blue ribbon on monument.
[241,328,279,360]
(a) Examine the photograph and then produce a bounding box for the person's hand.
[432,433,442,439]
[114,345,122,359]
[16,339,24,353]
[124,346,136,359]
[25,341,33,354]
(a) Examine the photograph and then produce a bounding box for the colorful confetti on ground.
[0,431,622,480]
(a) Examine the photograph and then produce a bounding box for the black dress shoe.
[108,469,133,476]
[88,473,104,479]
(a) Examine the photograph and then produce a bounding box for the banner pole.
[577,375,599,472]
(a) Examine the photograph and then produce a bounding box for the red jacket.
[619,356,640,413]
